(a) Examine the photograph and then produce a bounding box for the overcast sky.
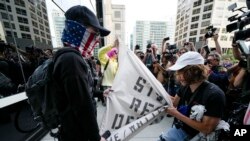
[46,0,178,38]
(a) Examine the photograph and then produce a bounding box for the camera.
[226,2,250,35]
[184,42,189,46]
[135,44,140,50]
[163,37,170,41]
[205,25,217,38]
[146,43,152,53]
[227,2,250,73]
[168,44,177,50]
[236,40,250,55]
[203,45,210,54]
[146,48,151,53]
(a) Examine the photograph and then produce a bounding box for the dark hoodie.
[53,47,100,141]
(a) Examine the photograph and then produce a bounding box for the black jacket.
[53,47,100,141]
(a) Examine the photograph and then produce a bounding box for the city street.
[41,101,174,141]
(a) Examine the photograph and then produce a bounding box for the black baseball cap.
[65,5,110,37]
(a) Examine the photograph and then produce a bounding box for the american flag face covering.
[61,20,100,57]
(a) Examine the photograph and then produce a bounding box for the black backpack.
[25,58,61,137]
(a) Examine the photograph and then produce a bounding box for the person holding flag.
[158,52,226,141]
[54,5,110,141]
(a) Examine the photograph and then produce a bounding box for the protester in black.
[54,5,110,141]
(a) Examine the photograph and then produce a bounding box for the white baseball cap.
[168,51,204,71]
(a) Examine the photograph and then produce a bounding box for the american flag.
[61,20,99,57]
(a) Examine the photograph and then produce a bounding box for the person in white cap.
[158,51,226,141]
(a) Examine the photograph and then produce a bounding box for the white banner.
[100,47,173,141]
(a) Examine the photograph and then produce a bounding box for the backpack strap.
[103,59,110,72]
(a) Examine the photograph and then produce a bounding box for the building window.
[183,33,187,38]
[199,36,204,41]
[43,14,48,20]
[201,20,210,27]
[221,28,227,33]
[190,30,197,36]
[14,0,25,7]
[115,23,121,30]
[3,22,15,29]
[46,34,50,39]
[1,12,13,20]
[191,23,199,29]
[220,35,227,41]
[6,31,17,37]
[40,31,45,37]
[205,0,213,4]
[45,28,50,33]
[21,33,31,39]
[184,26,188,32]
[193,0,201,7]
[191,16,199,22]
[38,18,43,24]
[33,28,39,35]
[35,36,40,42]
[0,4,12,12]
[201,28,207,34]
[44,21,49,27]
[114,11,121,18]
[17,17,28,24]
[47,40,52,45]
[31,13,37,20]
[39,24,44,31]
[189,37,196,43]
[20,25,30,32]
[3,22,10,28]
[203,4,213,12]
[42,38,46,43]
[178,35,182,40]
[202,13,211,20]
[37,11,42,17]
[192,8,200,15]
[29,5,35,13]
[16,8,27,16]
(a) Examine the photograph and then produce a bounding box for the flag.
[100,46,173,140]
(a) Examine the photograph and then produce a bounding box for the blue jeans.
[157,126,190,141]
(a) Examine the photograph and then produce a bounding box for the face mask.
[61,20,100,58]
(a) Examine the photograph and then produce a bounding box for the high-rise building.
[0,0,52,49]
[95,0,125,56]
[175,0,246,50]
[103,0,125,46]
[133,20,168,52]
[166,18,176,44]
[51,9,65,48]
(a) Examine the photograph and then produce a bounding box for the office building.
[103,0,125,46]
[133,20,168,52]
[51,9,64,48]
[0,0,52,49]
[175,0,246,50]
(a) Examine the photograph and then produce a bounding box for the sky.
[45,0,178,41]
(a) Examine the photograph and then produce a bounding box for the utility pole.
[96,0,105,47]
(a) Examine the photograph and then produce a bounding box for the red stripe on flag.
[84,34,95,52]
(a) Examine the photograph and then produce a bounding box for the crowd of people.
[133,30,249,140]
[1,3,250,141]
[0,41,53,98]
